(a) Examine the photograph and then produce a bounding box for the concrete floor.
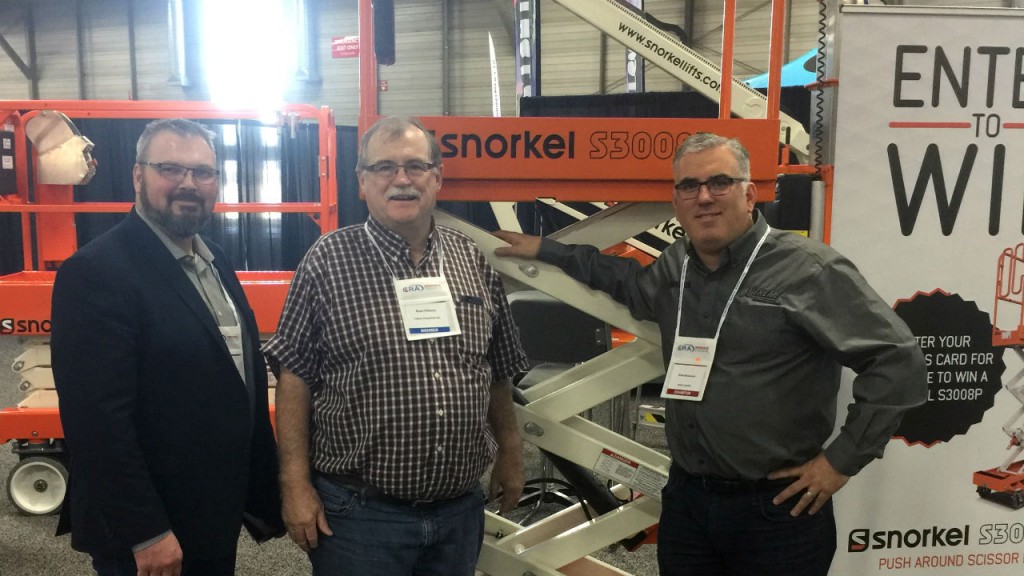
[0,336,664,576]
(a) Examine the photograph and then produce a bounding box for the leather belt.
[317,472,456,507]
[677,468,794,494]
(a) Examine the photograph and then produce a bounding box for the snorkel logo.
[0,318,52,334]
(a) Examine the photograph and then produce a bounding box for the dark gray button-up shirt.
[539,212,927,479]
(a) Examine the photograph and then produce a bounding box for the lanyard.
[187,255,247,385]
[187,255,241,329]
[672,224,771,341]
[365,222,462,341]
[364,221,446,279]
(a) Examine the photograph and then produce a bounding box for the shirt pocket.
[727,298,795,361]
[453,294,492,359]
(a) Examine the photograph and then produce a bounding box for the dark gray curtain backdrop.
[0,119,359,274]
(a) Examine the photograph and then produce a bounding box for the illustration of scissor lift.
[973,242,1024,508]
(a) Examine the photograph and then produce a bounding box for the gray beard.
[139,183,212,239]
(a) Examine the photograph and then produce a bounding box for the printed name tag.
[393,276,462,341]
[661,336,716,402]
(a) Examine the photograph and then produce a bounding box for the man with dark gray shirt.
[493,132,927,576]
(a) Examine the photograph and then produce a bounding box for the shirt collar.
[136,207,215,264]
[686,210,767,270]
[364,215,437,261]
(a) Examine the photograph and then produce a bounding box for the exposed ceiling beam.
[491,0,515,42]
[0,32,33,81]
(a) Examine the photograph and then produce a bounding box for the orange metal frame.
[0,101,334,445]
[993,243,1024,348]
[357,0,805,206]
[0,100,338,335]
[0,406,63,446]
[0,397,281,445]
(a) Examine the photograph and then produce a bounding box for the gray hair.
[136,118,216,163]
[673,133,750,179]
[356,116,442,170]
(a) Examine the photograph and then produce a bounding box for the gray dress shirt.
[539,211,927,480]
[136,211,254,412]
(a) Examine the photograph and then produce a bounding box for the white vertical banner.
[486,30,519,231]
[488,32,501,118]
[513,0,536,102]
[624,0,644,93]
[830,6,1024,575]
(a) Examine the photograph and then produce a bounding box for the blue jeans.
[310,474,486,576]
[658,465,837,576]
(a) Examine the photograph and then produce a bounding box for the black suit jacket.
[51,209,283,559]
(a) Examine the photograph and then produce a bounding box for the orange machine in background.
[0,100,338,514]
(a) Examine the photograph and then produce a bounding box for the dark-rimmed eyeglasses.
[362,160,437,179]
[139,162,220,185]
[673,175,745,199]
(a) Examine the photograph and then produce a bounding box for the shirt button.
[697,458,705,465]
[436,408,445,417]
[433,371,441,380]
[435,445,444,453]
[687,423,695,429]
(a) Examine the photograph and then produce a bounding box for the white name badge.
[219,324,246,379]
[393,276,462,341]
[661,336,717,402]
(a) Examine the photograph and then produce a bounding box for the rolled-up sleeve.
[262,243,326,389]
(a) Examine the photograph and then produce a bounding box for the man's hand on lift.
[492,230,542,259]
[281,478,333,552]
[767,453,849,517]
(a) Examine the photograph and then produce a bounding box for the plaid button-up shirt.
[264,217,528,500]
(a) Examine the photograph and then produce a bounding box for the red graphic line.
[1005,123,1024,129]
[888,121,972,129]
[894,435,943,449]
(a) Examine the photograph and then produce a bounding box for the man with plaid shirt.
[264,116,528,576]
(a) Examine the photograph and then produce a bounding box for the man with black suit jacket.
[51,118,284,576]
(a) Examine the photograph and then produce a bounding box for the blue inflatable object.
[744,48,817,89]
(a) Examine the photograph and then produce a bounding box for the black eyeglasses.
[673,175,746,199]
[140,162,220,185]
[362,160,437,179]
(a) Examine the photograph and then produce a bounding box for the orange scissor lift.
[973,243,1024,508]
[0,1,828,573]
[352,0,827,574]
[0,100,338,514]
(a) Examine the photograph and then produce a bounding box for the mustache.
[385,186,421,200]
[168,191,206,204]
